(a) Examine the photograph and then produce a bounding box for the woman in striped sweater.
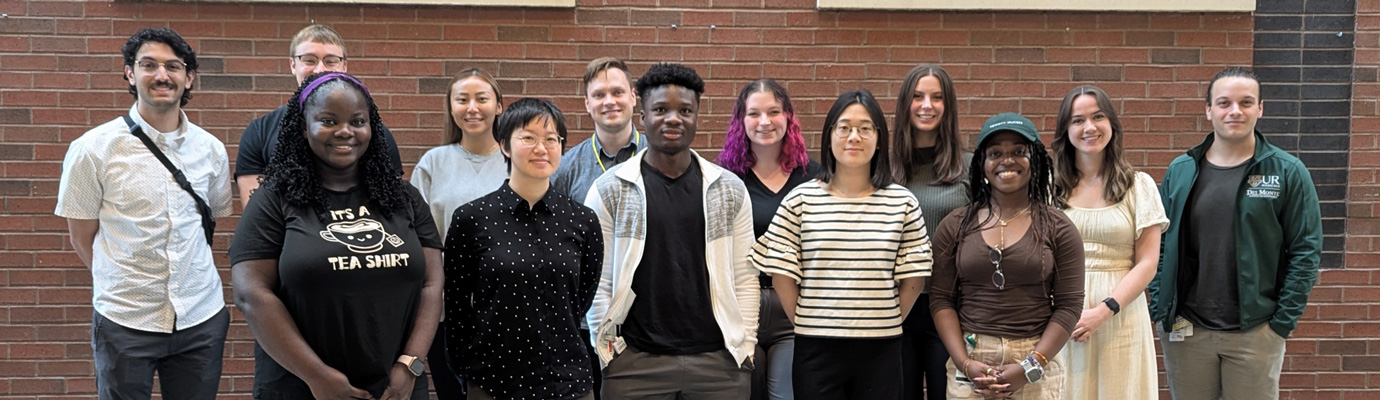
[750,89,933,400]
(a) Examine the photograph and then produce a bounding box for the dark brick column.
[1253,0,1354,267]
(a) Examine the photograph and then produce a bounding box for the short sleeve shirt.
[55,105,234,333]
[229,183,441,399]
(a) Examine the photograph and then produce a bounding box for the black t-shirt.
[229,183,441,399]
[739,160,822,238]
[236,105,404,177]
[1180,158,1248,331]
[623,160,723,355]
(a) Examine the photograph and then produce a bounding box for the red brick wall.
[0,0,1369,398]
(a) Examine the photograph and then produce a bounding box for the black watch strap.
[1102,297,1121,315]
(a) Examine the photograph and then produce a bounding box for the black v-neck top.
[738,160,823,238]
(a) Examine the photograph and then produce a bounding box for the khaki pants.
[1161,323,1286,400]
[945,333,1065,400]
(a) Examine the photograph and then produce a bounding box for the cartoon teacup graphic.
[320,219,404,253]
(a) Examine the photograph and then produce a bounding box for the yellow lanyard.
[593,131,640,172]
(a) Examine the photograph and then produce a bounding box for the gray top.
[551,129,645,201]
[410,143,509,239]
[902,147,973,236]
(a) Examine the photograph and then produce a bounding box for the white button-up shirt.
[55,104,233,333]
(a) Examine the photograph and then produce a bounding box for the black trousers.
[581,327,602,400]
[92,308,228,400]
[901,294,950,400]
[793,336,902,400]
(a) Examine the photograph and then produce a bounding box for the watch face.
[408,359,425,376]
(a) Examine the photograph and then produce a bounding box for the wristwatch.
[1019,354,1044,383]
[1102,297,1121,315]
[397,355,424,377]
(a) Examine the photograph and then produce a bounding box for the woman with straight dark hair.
[889,64,970,400]
[752,89,932,400]
[1052,85,1166,400]
[929,112,1084,400]
[718,78,821,400]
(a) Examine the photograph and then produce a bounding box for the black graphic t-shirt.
[229,183,441,399]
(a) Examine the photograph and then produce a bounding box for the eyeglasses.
[135,59,186,74]
[514,135,564,149]
[293,55,347,69]
[989,246,1006,290]
[832,124,877,139]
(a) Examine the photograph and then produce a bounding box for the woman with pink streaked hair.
[716,78,818,400]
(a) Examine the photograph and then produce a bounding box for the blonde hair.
[289,25,346,58]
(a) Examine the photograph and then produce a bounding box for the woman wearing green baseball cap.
[928,113,1086,399]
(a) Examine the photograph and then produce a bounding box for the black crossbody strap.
[122,115,216,245]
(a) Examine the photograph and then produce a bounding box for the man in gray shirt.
[550,57,645,400]
[552,57,647,201]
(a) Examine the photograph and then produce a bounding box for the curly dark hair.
[952,129,1058,262]
[121,27,198,107]
[635,63,705,104]
[262,71,410,219]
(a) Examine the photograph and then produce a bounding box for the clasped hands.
[964,359,1028,399]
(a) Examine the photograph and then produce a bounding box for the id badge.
[1168,316,1193,342]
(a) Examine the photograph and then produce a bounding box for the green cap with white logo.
[977,112,1040,148]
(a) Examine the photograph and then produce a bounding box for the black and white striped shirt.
[751,181,933,338]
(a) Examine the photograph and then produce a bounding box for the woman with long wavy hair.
[717,78,820,400]
[1051,85,1166,400]
[889,64,971,400]
[231,72,442,400]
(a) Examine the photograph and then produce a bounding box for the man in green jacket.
[1150,67,1322,400]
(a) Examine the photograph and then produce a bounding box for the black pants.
[901,294,949,400]
[581,327,602,400]
[793,336,902,400]
[427,324,466,398]
[92,308,228,400]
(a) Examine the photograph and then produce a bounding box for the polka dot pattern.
[442,184,603,400]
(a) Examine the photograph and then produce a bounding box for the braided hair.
[951,132,1058,259]
[262,71,410,220]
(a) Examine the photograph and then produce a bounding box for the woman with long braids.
[752,89,932,400]
[1052,86,1166,400]
[231,72,442,400]
[717,78,820,400]
[889,64,970,400]
[929,113,1084,399]
[409,67,507,397]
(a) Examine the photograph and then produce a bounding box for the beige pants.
[945,333,1065,400]
[1161,323,1287,400]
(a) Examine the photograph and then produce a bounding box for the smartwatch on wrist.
[1020,354,1044,383]
[397,355,424,377]
[1102,297,1121,315]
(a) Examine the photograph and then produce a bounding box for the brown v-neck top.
[928,207,1085,338]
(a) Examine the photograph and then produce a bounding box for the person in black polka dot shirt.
[443,98,603,400]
